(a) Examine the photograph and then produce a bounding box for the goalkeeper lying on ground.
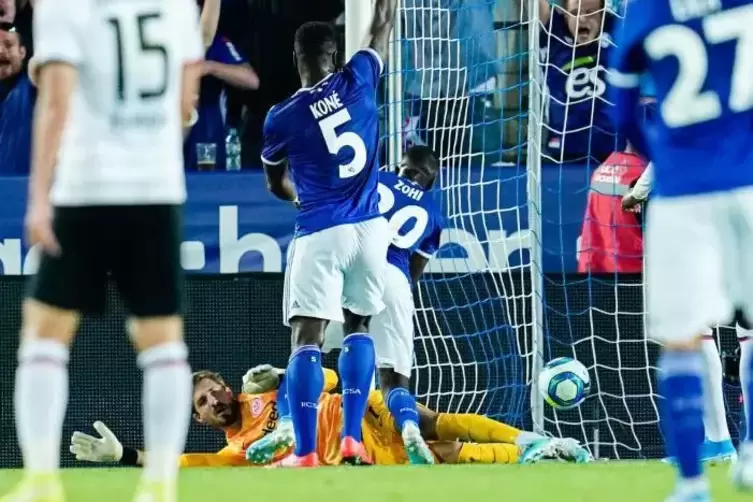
[70,365,591,467]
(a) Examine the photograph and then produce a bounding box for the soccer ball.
[538,357,591,410]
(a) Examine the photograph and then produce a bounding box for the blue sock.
[286,345,324,456]
[658,351,705,480]
[277,375,291,420]
[338,333,375,442]
[386,387,419,432]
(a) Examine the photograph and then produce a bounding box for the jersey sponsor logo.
[261,403,279,436]
[251,397,263,418]
[565,66,607,100]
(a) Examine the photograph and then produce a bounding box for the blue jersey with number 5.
[608,0,753,197]
[261,49,383,235]
[379,171,443,284]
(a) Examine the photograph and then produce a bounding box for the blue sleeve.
[607,17,648,155]
[417,212,443,258]
[344,49,384,90]
[206,37,246,65]
[260,109,286,165]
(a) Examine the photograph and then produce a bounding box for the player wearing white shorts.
[260,0,398,468]
[626,165,746,465]
[610,0,753,499]
[322,146,444,465]
[3,0,204,501]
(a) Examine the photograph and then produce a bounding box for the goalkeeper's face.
[565,0,604,45]
[192,377,241,428]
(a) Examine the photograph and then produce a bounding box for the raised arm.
[199,0,221,50]
[538,0,552,25]
[362,0,398,65]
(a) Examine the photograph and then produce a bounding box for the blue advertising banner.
[0,165,593,275]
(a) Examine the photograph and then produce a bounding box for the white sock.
[137,342,192,483]
[15,339,69,474]
[738,328,753,443]
[700,336,731,442]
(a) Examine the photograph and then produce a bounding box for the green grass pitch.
[0,463,749,501]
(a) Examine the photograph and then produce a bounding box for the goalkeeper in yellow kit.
[70,365,591,467]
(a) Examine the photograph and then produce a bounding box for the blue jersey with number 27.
[608,0,753,197]
[379,171,443,284]
[261,49,384,236]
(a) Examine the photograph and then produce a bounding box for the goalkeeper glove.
[69,421,123,463]
[242,364,285,394]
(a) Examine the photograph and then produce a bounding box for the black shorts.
[28,205,184,317]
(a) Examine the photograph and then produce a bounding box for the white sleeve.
[33,0,86,66]
[180,0,205,64]
[631,162,653,201]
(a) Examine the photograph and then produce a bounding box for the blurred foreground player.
[319,145,443,465]
[260,1,398,467]
[3,0,204,501]
[609,0,753,498]
[70,368,591,467]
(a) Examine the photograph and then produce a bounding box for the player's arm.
[261,110,297,203]
[607,23,649,156]
[361,0,398,65]
[204,61,259,90]
[199,0,221,50]
[622,161,653,211]
[410,215,443,283]
[537,0,551,24]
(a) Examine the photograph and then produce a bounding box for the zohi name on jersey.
[32,0,204,206]
[378,171,443,284]
[261,49,385,237]
[608,0,753,197]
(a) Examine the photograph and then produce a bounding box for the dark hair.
[294,21,337,62]
[405,145,439,175]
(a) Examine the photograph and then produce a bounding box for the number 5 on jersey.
[318,109,367,179]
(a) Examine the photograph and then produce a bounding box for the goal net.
[371,0,740,461]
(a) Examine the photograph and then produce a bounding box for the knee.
[128,316,183,352]
[290,317,326,348]
[21,299,79,346]
[342,310,369,335]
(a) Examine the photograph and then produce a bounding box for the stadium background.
[0,0,747,470]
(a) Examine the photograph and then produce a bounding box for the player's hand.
[621,193,643,213]
[242,364,285,394]
[69,421,124,463]
[25,199,60,256]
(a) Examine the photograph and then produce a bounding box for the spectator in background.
[577,98,655,274]
[0,24,33,176]
[538,0,620,164]
[184,35,259,171]
[401,0,502,160]
[219,0,344,166]
[11,0,32,56]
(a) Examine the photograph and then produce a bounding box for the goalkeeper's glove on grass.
[69,421,123,463]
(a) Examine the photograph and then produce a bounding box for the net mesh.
[382,0,746,459]
[380,0,534,429]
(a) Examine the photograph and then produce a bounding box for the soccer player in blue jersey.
[538,0,623,163]
[369,145,444,465]
[260,0,398,468]
[609,0,753,498]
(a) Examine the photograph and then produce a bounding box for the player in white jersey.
[2,0,204,501]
